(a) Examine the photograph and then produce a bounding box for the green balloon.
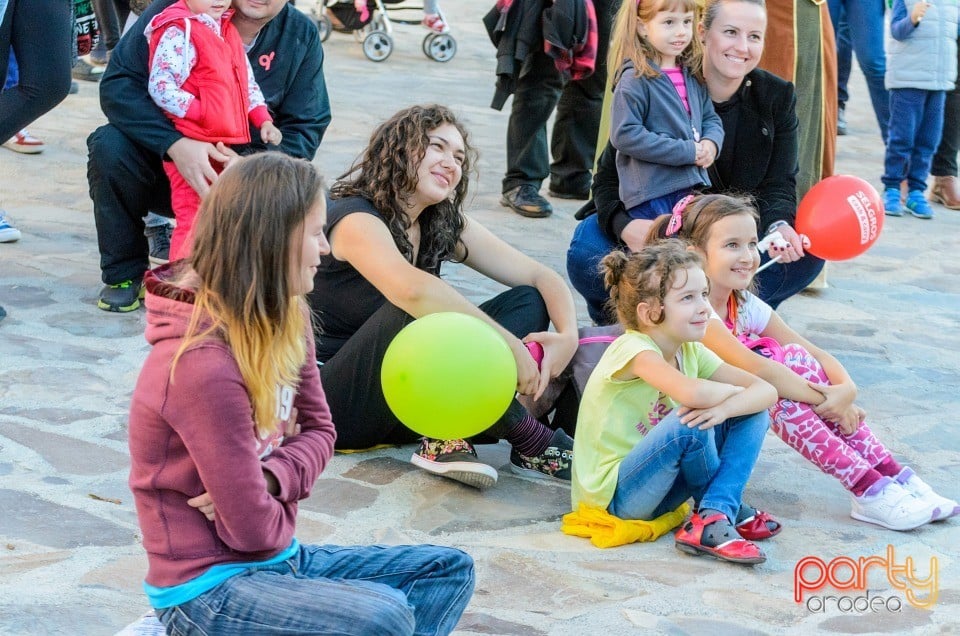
[381,312,518,439]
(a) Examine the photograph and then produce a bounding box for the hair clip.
[665,194,695,236]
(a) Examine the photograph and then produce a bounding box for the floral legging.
[769,343,891,491]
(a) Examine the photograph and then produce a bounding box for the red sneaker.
[675,512,766,565]
[3,130,45,154]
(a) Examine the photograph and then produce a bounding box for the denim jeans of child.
[607,410,770,524]
[155,543,475,636]
[883,88,947,192]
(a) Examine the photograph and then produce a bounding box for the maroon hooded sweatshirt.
[128,265,336,587]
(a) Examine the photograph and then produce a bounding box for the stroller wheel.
[423,33,456,63]
[315,15,331,42]
[362,31,393,62]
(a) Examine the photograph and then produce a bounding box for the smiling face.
[700,0,766,84]
[410,123,465,213]
[654,266,712,345]
[288,196,330,297]
[186,0,230,20]
[640,7,695,68]
[702,213,761,295]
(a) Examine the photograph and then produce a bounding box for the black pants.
[87,124,174,285]
[92,0,130,51]
[319,286,550,450]
[931,36,960,178]
[501,0,615,195]
[0,0,72,141]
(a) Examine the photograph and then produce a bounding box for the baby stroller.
[314,0,456,63]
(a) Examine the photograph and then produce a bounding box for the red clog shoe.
[736,509,782,541]
[675,512,766,565]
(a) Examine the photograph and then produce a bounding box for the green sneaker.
[98,279,145,312]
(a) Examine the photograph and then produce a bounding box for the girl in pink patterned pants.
[647,193,958,531]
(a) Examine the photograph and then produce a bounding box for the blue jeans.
[608,410,770,524]
[827,0,890,141]
[155,544,475,636]
[566,215,824,324]
[883,89,947,192]
[625,189,690,220]
[836,10,852,106]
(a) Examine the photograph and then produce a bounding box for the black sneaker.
[98,279,145,313]
[146,222,172,266]
[510,428,573,483]
[500,184,553,218]
[410,438,498,489]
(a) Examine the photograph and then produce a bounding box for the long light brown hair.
[608,0,703,83]
[172,152,324,437]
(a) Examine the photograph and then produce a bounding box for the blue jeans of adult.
[607,410,770,524]
[155,543,475,636]
[566,214,824,325]
[827,0,890,141]
[882,89,947,192]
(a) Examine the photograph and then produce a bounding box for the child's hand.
[511,338,541,397]
[833,404,863,436]
[524,331,577,401]
[261,122,283,145]
[911,1,929,24]
[677,403,729,430]
[187,492,216,521]
[695,140,718,168]
[809,381,857,423]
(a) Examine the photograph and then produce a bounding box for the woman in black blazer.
[567,0,824,324]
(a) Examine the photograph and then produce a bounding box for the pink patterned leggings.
[770,344,891,491]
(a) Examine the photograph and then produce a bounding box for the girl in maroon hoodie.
[128,152,474,635]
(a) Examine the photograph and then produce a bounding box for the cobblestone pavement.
[0,2,958,634]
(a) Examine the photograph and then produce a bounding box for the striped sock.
[505,414,555,458]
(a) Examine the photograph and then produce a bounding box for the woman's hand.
[767,224,808,263]
[809,381,857,424]
[524,331,577,400]
[510,337,541,397]
[677,403,729,430]
[187,492,216,521]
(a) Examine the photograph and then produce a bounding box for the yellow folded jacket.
[561,502,690,548]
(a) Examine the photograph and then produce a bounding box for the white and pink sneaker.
[897,467,959,521]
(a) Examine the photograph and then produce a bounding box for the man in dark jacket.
[88,0,331,312]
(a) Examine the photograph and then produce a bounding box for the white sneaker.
[0,211,21,243]
[850,477,935,531]
[897,467,959,521]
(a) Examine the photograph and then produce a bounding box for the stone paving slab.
[1,1,959,633]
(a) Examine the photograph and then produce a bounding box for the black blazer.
[578,69,799,243]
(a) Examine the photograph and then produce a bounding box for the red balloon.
[795,175,884,261]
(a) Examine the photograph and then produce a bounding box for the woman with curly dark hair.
[308,104,579,490]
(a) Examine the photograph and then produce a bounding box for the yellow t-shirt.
[571,331,723,511]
